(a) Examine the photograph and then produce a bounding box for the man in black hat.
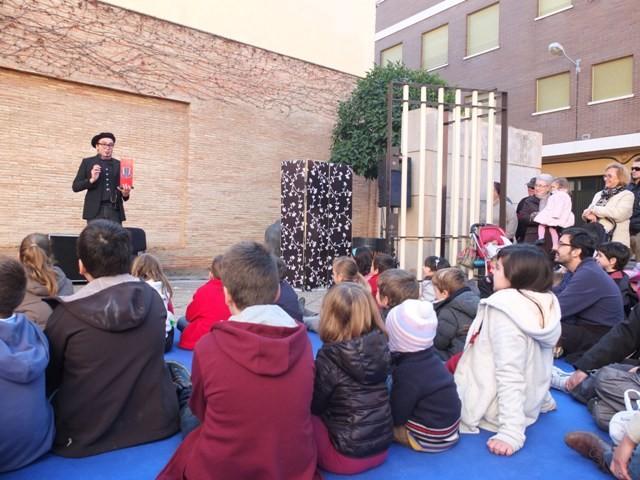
[515,176,537,243]
[72,132,131,223]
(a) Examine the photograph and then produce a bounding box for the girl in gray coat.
[432,268,480,360]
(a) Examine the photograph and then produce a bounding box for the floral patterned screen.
[281,160,352,290]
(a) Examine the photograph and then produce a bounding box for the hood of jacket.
[434,288,479,317]
[482,288,561,348]
[0,313,49,384]
[213,319,310,377]
[47,274,157,332]
[26,278,49,297]
[321,329,390,384]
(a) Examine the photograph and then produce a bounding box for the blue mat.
[1,330,611,479]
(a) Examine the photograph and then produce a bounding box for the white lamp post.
[548,42,581,139]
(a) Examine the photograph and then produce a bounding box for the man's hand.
[566,370,589,391]
[487,438,514,456]
[89,164,101,184]
[610,434,635,480]
[117,185,132,198]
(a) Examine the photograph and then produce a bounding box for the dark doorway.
[569,176,604,226]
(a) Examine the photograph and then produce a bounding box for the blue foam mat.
[1,330,611,479]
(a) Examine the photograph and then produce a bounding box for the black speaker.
[49,234,84,283]
[378,150,412,208]
[126,227,147,256]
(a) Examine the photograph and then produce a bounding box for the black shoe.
[166,360,192,390]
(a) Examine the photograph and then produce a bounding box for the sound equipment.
[378,149,412,208]
[49,227,147,283]
[49,234,83,283]
[126,227,147,256]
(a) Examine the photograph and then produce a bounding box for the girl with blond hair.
[131,253,176,351]
[311,282,392,474]
[16,233,73,328]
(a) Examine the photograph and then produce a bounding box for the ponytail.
[19,234,58,296]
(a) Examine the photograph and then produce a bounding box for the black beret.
[91,132,116,148]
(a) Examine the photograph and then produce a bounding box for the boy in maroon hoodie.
[158,241,320,480]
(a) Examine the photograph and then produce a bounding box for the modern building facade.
[375,0,639,212]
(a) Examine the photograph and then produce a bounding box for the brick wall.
[0,0,378,271]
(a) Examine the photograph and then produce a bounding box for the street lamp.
[548,42,581,140]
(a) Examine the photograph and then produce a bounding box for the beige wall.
[104,0,376,77]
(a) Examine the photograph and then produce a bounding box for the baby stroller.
[469,223,510,276]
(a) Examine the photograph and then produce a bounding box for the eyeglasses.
[534,184,548,188]
[557,242,573,249]
[632,167,640,172]
[97,143,114,148]
[603,174,616,179]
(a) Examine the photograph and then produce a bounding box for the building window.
[421,24,448,71]
[536,72,570,113]
[538,0,572,18]
[380,44,403,65]
[592,56,634,103]
[466,3,499,58]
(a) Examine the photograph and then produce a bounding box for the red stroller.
[469,223,510,275]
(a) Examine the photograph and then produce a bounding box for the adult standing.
[72,132,131,224]
[516,174,554,245]
[628,158,640,259]
[582,162,634,247]
[515,177,536,243]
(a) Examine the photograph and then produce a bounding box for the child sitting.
[131,253,176,352]
[534,177,575,250]
[377,268,420,320]
[312,282,392,474]
[0,256,55,472]
[455,244,561,456]
[386,298,461,453]
[178,255,231,350]
[432,267,480,360]
[304,256,370,332]
[368,253,396,299]
[596,241,638,316]
[420,255,451,302]
[158,241,319,480]
[15,234,57,328]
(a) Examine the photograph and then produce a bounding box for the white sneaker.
[550,366,572,392]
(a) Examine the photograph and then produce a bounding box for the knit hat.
[386,299,438,353]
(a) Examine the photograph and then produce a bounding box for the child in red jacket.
[178,256,231,350]
[158,241,320,480]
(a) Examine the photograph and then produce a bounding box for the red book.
[120,157,134,188]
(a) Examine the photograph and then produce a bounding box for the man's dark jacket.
[44,277,179,457]
[72,155,127,221]
[573,305,640,373]
[628,182,640,235]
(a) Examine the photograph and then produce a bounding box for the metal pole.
[434,87,445,256]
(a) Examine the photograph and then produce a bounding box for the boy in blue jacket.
[0,256,54,472]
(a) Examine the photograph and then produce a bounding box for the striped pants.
[394,418,460,453]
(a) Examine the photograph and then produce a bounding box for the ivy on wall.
[330,63,446,179]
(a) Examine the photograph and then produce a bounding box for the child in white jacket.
[534,177,574,250]
[454,244,561,456]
